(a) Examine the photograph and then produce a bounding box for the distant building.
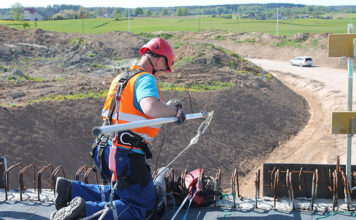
[23,8,45,21]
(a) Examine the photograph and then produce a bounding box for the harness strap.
[117,130,153,159]
[183,189,198,220]
[106,68,143,125]
[98,135,111,182]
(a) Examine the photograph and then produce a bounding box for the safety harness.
[90,68,153,182]
[84,111,215,220]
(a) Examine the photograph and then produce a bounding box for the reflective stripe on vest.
[101,65,162,143]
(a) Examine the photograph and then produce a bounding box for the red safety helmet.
[139,38,174,72]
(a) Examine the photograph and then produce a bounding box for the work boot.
[54,177,72,210]
[50,196,86,220]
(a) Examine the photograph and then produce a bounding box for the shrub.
[22,22,30,29]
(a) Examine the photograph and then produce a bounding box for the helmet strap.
[146,54,157,75]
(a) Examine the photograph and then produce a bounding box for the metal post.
[346,23,354,187]
[290,16,293,36]
[276,8,279,36]
[198,16,200,32]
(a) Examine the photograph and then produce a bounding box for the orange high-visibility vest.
[101,65,162,148]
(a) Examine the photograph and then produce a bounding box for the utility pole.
[198,15,201,32]
[346,23,354,188]
[329,24,356,203]
[290,15,293,36]
[128,8,130,32]
[276,8,279,36]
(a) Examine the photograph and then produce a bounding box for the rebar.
[231,169,237,208]
[288,170,295,211]
[273,169,280,207]
[51,165,66,194]
[75,165,88,181]
[84,165,99,184]
[37,164,54,201]
[255,169,260,208]
[341,170,351,211]
[4,163,23,200]
[19,163,36,201]
[332,170,338,211]
[214,169,221,207]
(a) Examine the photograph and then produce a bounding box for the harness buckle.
[119,132,135,146]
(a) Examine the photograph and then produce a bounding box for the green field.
[1,16,356,35]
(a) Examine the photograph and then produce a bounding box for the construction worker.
[50,38,186,220]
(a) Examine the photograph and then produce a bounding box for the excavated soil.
[0,26,309,190]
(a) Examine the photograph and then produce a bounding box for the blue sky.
[3,0,356,8]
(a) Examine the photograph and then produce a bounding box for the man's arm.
[140,96,177,118]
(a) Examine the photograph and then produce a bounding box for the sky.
[2,0,356,9]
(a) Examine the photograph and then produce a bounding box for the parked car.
[290,56,313,67]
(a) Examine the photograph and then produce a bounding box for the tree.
[134,7,143,16]
[216,7,225,15]
[78,6,89,18]
[52,9,78,19]
[176,7,183,16]
[22,21,30,29]
[144,10,152,17]
[176,7,188,16]
[182,7,188,16]
[115,13,121,21]
[11,3,23,21]
[122,10,128,18]
[161,8,168,16]
[96,8,105,17]
[311,11,321,18]
[112,8,123,17]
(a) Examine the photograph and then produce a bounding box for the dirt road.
[239,58,356,196]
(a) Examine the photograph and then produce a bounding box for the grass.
[70,36,87,45]
[6,72,45,81]
[272,38,303,48]
[174,56,195,67]
[0,17,355,36]
[2,90,108,108]
[0,64,9,72]
[159,81,234,91]
[5,81,234,108]
[258,72,272,80]
[29,90,108,104]
[3,79,235,108]
[55,77,66,81]
[90,63,108,69]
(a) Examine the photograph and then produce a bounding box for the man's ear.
[158,57,166,66]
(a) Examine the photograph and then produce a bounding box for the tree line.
[2,3,356,20]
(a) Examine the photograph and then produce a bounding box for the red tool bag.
[181,168,222,207]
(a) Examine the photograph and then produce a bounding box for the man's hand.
[175,105,186,124]
[167,99,186,124]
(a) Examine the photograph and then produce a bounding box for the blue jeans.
[72,144,155,219]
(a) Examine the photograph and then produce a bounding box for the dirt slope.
[0,26,309,189]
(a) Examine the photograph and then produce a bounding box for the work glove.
[166,99,182,107]
[167,99,186,124]
[175,105,186,125]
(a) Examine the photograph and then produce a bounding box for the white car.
[290,56,313,67]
